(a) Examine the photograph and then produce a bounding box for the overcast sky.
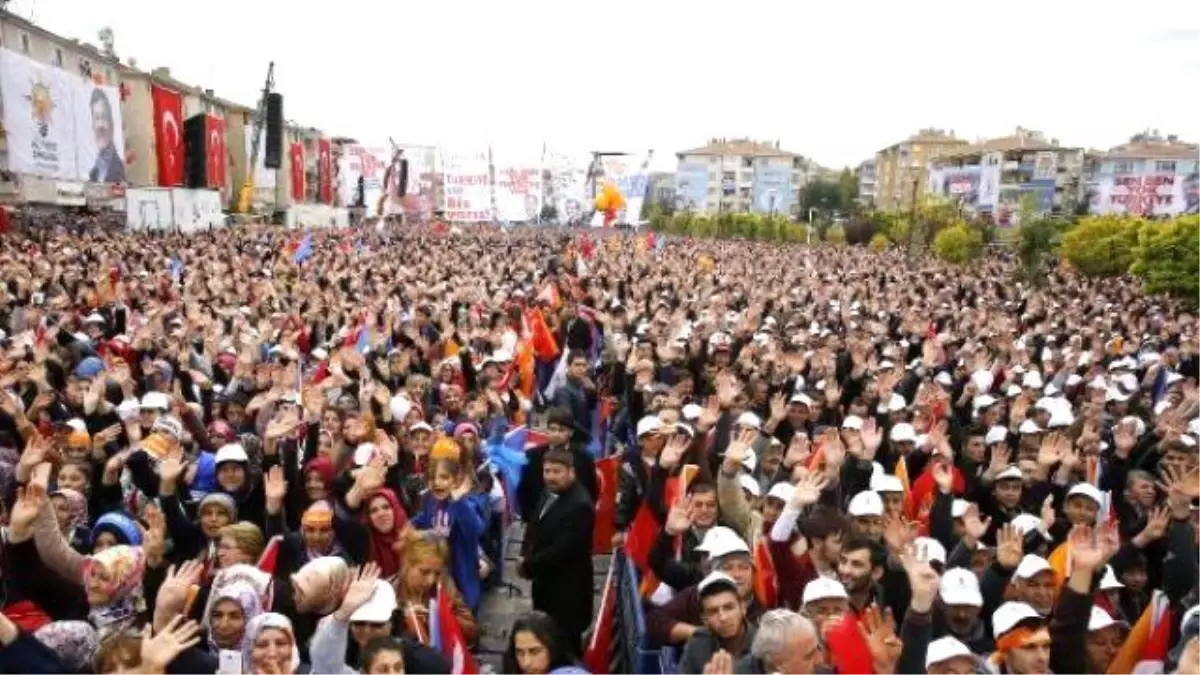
[9,0,1198,170]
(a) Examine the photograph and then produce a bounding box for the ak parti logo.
[24,76,55,138]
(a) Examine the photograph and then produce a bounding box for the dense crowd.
[0,222,1196,674]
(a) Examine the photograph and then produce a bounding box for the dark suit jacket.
[518,442,598,520]
[89,144,126,183]
[522,481,595,638]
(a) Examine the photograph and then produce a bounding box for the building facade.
[1087,132,1198,218]
[874,128,969,211]
[856,159,877,207]
[675,138,812,215]
[926,128,1085,224]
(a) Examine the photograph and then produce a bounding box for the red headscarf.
[304,457,336,497]
[362,488,409,578]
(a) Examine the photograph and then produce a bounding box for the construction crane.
[236,62,275,214]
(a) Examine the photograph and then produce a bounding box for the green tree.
[933,223,984,264]
[1131,215,1199,305]
[799,179,841,215]
[1016,215,1069,284]
[869,233,889,252]
[837,168,858,213]
[1061,215,1143,277]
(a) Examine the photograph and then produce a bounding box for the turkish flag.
[289,143,305,201]
[150,84,184,186]
[592,455,620,553]
[204,116,226,190]
[317,138,332,204]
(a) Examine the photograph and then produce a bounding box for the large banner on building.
[493,146,543,222]
[599,153,651,223]
[1092,173,1187,217]
[172,188,225,233]
[336,144,387,209]
[151,84,184,186]
[397,145,437,222]
[442,148,492,222]
[546,150,589,225]
[0,47,126,182]
[675,163,709,212]
[977,152,1002,211]
[752,164,794,214]
[244,124,276,189]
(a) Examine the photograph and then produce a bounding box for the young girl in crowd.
[411,451,487,612]
[503,611,585,675]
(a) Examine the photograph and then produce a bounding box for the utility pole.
[236,62,275,214]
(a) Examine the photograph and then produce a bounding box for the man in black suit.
[87,88,126,184]
[519,447,596,656]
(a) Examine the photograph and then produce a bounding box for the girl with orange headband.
[410,447,487,613]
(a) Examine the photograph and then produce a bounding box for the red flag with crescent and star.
[289,143,305,201]
[204,116,227,191]
[150,84,184,186]
[318,138,333,204]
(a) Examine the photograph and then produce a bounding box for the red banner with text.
[204,116,227,190]
[150,84,184,186]
[290,143,305,202]
[318,138,332,204]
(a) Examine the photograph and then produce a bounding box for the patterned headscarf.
[33,620,99,672]
[204,580,265,652]
[242,612,301,674]
[289,556,350,615]
[82,544,146,638]
[51,488,89,532]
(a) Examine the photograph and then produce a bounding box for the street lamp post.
[807,206,816,246]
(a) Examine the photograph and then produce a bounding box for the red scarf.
[363,488,409,578]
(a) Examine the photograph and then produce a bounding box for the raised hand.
[1137,505,1171,545]
[882,515,918,556]
[141,616,202,672]
[665,495,693,536]
[1039,494,1056,533]
[821,428,846,470]
[142,504,167,567]
[792,470,828,507]
[768,392,788,423]
[1037,432,1067,468]
[783,432,811,469]
[697,395,722,431]
[1067,524,1106,572]
[932,462,954,494]
[857,605,903,675]
[860,419,883,457]
[336,562,382,621]
[7,484,47,542]
[995,523,1024,570]
[155,560,205,623]
[899,546,941,613]
[661,434,691,471]
[159,452,189,487]
[960,503,991,544]
[722,428,757,473]
[702,649,734,675]
[264,465,288,504]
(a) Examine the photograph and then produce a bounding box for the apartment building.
[856,159,877,207]
[1087,131,1198,217]
[926,127,1085,223]
[874,128,969,211]
[675,138,813,215]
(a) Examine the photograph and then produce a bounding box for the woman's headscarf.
[52,488,89,532]
[362,488,409,578]
[199,492,239,521]
[242,612,301,674]
[290,556,351,615]
[90,512,142,548]
[204,580,265,652]
[304,456,335,491]
[82,544,146,638]
[33,620,99,672]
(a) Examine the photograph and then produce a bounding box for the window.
[742,157,753,168]
[722,171,736,182]
[1113,161,1135,174]
[1155,161,1177,173]
[20,33,29,53]
[710,156,719,165]
[54,48,63,66]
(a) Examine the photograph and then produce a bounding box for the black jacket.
[521,481,596,641]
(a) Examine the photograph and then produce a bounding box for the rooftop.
[678,138,803,159]
[879,128,968,154]
[936,127,1071,161]
[1101,132,1197,160]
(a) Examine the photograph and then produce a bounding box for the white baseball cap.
[1088,606,1126,632]
[870,473,904,494]
[842,415,864,431]
[140,391,171,411]
[934,371,954,387]
[682,404,703,421]
[389,394,413,422]
[637,416,663,437]
[696,527,750,559]
[790,393,814,407]
[697,571,739,596]
[738,474,761,498]
[736,412,762,431]
[1099,565,1124,590]
[890,423,916,443]
[215,443,249,465]
[766,482,796,503]
[886,393,907,413]
[914,537,947,565]
[349,580,398,623]
[996,465,1024,482]
[951,499,971,518]
[973,394,998,410]
[409,421,434,434]
[972,370,994,393]
[985,426,1008,445]
[1018,419,1043,435]
[1047,408,1075,428]
[1022,372,1044,389]
[940,568,983,607]
[801,577,848,605]
[695,526,739,554]
[1067,483,1103,506]
[848,490,884,517]
[925,636,973,670]
[1006,384,1022,398]
[1013,554,1053,580]
[993,601,1043,638]
[1009,513,1043,535]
